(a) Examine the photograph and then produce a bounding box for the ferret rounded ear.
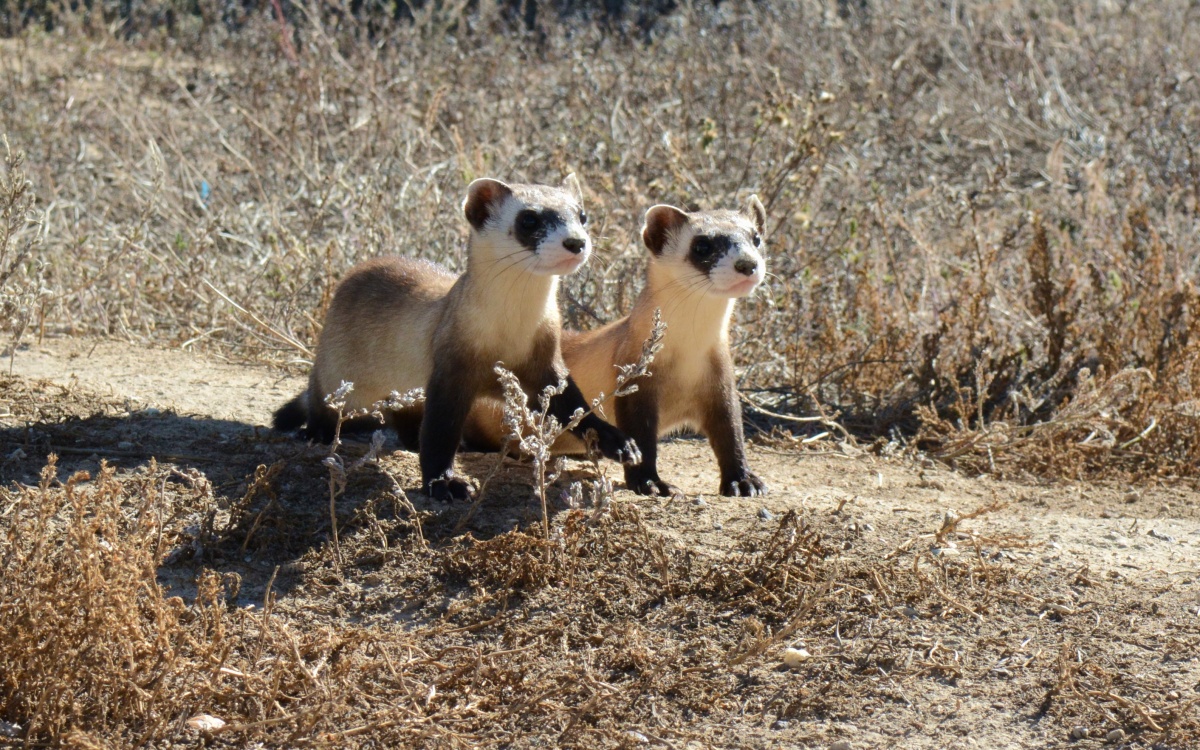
[744,194,766,234]
[641,205,690,256]
[562,173,583,204]
[463,178,514,230]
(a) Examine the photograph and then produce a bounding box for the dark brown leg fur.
[303,396,340,443]
[509,335,640,467]
[702,352,767,497]
[614,382,676,496]
[547,376,641,466]
[388,408,423,451]
[419,359,482,501]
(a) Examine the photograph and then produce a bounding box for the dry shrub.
[0,456,209,742]
[2,452,1197,746]
[698,509,826,611]
[0,455,418,746]
[0,139,48,364]
[910,206,1200,479]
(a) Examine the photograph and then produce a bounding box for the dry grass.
[2,4,1200,746]
[0,1,1198,480]
[2,441,1197,747]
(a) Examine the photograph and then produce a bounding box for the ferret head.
[641,196,767,298]
[462,174,592,277]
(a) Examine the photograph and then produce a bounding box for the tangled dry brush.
[8,455,1195,747]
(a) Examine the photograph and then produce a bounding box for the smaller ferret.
[274,175,641,500]
[465,197,769,497]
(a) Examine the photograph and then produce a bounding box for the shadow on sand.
[0,405,567,607]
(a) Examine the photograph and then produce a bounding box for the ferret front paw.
[624,466,680,497]
[424,472,473,502]
[720,470,768,498]
[590,426,643,466]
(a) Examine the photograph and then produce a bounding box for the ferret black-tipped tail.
[272,393,308,432]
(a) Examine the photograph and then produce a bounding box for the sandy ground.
[3,337,1199,749]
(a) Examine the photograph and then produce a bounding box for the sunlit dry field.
[1,1,1199,747]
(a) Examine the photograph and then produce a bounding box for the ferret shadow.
[0,407,591,604]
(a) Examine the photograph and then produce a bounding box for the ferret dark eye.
[517,211,540,231]
[693,238,714,258]
[579,211,588,225]
[752,233,761,247]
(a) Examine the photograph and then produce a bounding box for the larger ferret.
[465,197,769,497]
[273,175,641,500]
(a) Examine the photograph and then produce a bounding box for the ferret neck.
[636,261,734,353]
[460,239,560,346]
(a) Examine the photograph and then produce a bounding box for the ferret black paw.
[644,479,682,497]
[590,427,643,466]
[624,467,679,497]
[720,471,768,498]
[424,472,473,502]
[301,424,336,444]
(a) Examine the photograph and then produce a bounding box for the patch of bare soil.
[1,338,1198,749]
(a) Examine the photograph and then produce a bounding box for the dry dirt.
[2,337,1199,749]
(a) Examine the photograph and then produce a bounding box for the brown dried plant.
[491,309,665,539]
[0,137,49,372]
[1,447,1197,746]
[321,381,425,565]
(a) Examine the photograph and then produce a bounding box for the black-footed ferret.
[273,175,641,500]
[465,197,769,497]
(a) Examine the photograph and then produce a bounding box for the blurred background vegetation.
[1,0,1198,479]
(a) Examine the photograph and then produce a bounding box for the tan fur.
[277,176,641,499]
[312,254,563,414]
[309,183,574,414]
[471,215,748,447]
[464,198,767,496]
[311,258,454,412]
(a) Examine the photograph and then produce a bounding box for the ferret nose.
[562,237,585,254]
[734,258,758,276]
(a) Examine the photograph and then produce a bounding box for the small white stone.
[783,647,811,667]
[1069,726,1088,739]
[1105,728,1125,743]
[186,714,226,732]
[829,741,853,750]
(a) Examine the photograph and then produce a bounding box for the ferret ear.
[744,194,766,234]
[463,178,514,230]
[642,205,690,256]
[562,173,583,204]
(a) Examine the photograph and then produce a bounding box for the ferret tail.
[272,393,308,432]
